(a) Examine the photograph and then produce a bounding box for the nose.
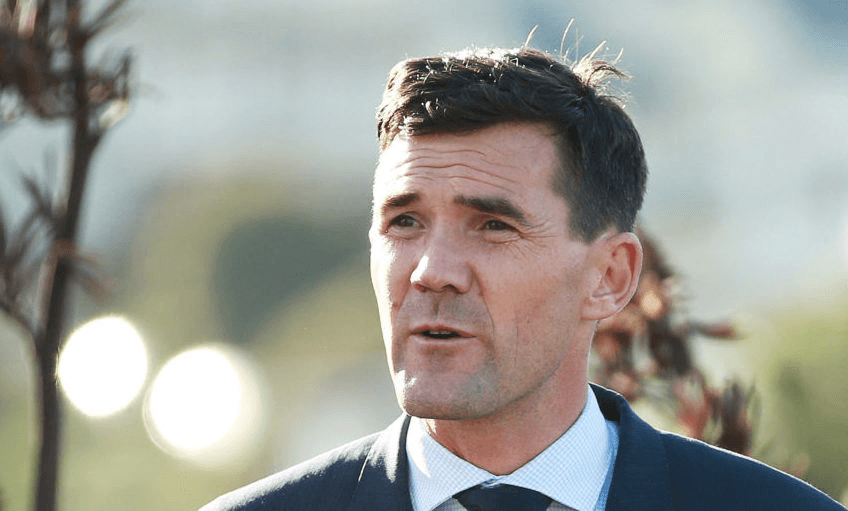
[410,236,472,294]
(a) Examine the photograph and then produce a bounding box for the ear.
[582,231,643,321]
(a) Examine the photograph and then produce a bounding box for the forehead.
[374,122,561,204]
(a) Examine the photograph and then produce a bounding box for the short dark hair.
[376,46,647,241]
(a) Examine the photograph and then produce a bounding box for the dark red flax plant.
[0,1,131,510]
[592,228,756,455]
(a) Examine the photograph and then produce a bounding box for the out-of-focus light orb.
[144,344,265,468]
[58,316,147,417]
[146,347,240,450]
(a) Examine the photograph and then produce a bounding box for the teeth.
[430,330,453,335]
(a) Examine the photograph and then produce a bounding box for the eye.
[388,214,419,229]
[482,219,514,231]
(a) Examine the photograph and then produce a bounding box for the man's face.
[369,122,600,421]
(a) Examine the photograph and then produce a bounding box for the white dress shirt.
[406,386,619,511]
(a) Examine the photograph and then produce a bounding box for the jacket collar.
[347,384,674,511]
[348,414,415,511]
[592,384,675,511]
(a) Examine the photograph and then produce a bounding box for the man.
[201,46,844,510]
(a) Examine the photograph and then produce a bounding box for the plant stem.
[33,1,100,509]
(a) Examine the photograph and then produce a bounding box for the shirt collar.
[406,386,614,511]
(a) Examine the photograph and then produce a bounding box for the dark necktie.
[453,483,553,511]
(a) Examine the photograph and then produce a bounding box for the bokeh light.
[58,316,148,418]
[143,344,266,468]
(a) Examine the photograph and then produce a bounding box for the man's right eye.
[389,214,418,228]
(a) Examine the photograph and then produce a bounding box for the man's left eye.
[482,219,513,231]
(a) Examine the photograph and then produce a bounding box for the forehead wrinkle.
[397,147,522,186]
[391,170,517,196]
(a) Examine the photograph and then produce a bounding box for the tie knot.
[453,483,552,511]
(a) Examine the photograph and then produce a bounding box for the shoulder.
[198,432,380,511]
[660,431,844,510]
[592,384,845,510]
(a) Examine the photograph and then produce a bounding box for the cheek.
[369,250,385,298]
[370,248,396,359]
[496,267,581,341]
[370,243,406,314]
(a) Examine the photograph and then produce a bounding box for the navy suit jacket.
[200,385,844,510]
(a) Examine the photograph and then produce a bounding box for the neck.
[422,378,589,475]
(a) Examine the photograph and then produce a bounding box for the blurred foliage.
[118,174,393,507]
[122,174,369,350]
[0,169,391,510]
[750,294,848,499]
[594,229,848,501]
[594,229,754,453]
[212,215,364,343]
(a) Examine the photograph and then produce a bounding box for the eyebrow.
[375,192,419,217]
[455,195,529,226]
[376,192,529,226]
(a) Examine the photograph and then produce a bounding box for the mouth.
[412,326,471,340]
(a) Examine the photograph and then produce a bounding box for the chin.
[392,369,496,420]
[403,404,472,421]
[397,387,485,421]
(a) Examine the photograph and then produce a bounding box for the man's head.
[370,46,646,426]
[377,46,647,242]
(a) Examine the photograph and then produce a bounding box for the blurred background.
[1,0,847,509]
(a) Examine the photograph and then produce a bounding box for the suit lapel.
[347,414,415,511]
[592,385,675,511]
